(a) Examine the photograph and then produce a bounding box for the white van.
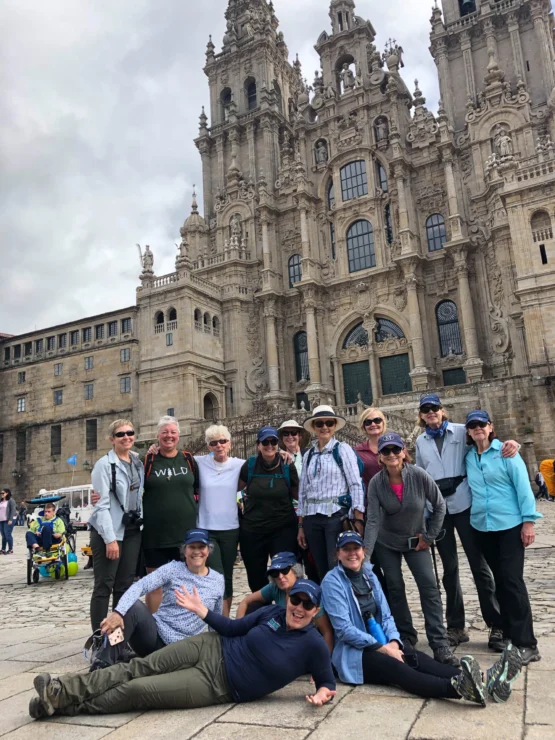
[29,485,94,531]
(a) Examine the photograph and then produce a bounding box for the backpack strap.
[182,450,199,500]
[282,462,291,491]
[109,461,125,514]
[247,456,256,486]
[144,453,155,479]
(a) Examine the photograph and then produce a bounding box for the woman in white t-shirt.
[195,424,244,616]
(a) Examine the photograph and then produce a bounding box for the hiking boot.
[33,673,63,716]
[486,643,522,703]
[29,696,49,720]
[447,627,470,647]
[434,645,460,666]
[488,628,507,652]
[517,646,541,666]
[452,655,486,707]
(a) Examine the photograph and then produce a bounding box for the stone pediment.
[200,373,227,388]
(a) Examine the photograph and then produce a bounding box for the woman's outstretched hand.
[305,687,336,706]
[175,585,209,619]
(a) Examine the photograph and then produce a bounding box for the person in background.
[18,503,27,527]
[237,426,299,592]
[365,432,458,666]
[534,470,549,501]
[539,459,555,502]
[25,502,65,553]
[465,410,542,666]
[89,419,144,632]
[0,488,16,554]
[322,531,522,705]
[235,551,334,653]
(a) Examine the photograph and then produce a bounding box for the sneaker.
[488,628,507,652]
[29,696,49,720]
[447,627,470,647]
[517,646,541,666]
[486,643,522,703]
[452,655,486,707]
[33,673,62,716]
[434,645,460,666]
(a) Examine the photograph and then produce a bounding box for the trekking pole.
[430,543,441,591]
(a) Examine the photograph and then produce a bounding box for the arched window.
[294,331,309,382]
[212,316,220,337]
[436,300,463,357]
[203,393,218,421]
[376,162,388,192]
[459,0,476,18]
[342,322,369,349]
[531,210,553,241]
[203,312,211,333]
[330,223,336,260]
[384,204,393,245]
[155,311,165,325]
[194,308,201,322]
[340,160,368,201]
[220,88,232,122]
[245,79,257,110]
[347,220,376,273]
[327,180,335,209]
[375,318,405,343]
[274,80,283,113]
[288,254,302,288]
[426,214,447,252]
[168,308,177,322]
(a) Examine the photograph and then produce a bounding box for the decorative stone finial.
[191,186,199,214]
[413,79,425,108]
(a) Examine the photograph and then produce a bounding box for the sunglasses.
[268,565,292,578]
[208,439,229,447]
[282,431,299,437]
[363,418,383,427]
[420,405,441,414]
[314,420,336,429]
[466,421,489,430]
[114,430,135,438]
[289,593,316,610]
[260,438,278,446]
[380,446,403,456]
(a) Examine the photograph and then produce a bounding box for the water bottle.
[366,616,387,645]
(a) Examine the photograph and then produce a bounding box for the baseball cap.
[336,531,365,549]
[257,425,279,442]
[289,579,321,606]
[465,410,491,426]
[183,528,211,546]
[419,394,442,408]
[377,432,406,452]
[267,552,297,572]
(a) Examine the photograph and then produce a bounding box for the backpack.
[246,456,292,492]
[144,449,199,501]
[305,441,365,509]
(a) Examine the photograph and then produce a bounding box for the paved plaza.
[0,505,554,739]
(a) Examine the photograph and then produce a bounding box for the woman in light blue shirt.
[465,410,542,667]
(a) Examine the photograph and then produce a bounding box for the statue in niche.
[494,125,513,158]
[230,213,242,241]
[375,117,389,142]
[313,70,324,90]
[315,140,329,164]
[324,82,336,99]
[137,244,154,273]
[244,11,255,37]
[340,63,355,91]
[354,63,363,88]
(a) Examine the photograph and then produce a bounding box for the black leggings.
[362,648,460,699]
[123,601,166,658]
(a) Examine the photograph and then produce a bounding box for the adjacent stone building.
[2,0,555,498]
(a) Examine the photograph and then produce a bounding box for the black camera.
[122,510,143,527]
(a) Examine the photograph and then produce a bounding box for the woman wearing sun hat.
[277,420,311,477]
[297,405,365,581]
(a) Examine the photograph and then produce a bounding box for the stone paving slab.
[195,724,311,740]
[8,637,86,663]
[43,712,143,728]
[524,670,555,726]
[525,727,555,739]
[0,662,40,679]
[32,653,89,675]
[4,724,112,740]
[105,705,233,739]
[0,689,36,737]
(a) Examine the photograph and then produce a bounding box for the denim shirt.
[321,562,401,684]
[465,439,542,532]
[415,423,472,515]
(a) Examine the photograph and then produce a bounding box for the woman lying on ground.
[321,531,522,706]
[236,551,334,652]
[29,579,336,718]
[98,528,223,657]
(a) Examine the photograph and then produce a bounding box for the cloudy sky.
[0,0,439,336]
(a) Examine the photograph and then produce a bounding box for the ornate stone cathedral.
[2,0,555,496]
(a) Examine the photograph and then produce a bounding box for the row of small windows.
[3,318,132,362]
[16,376,132,413]
[4,420,99,464]
[193,309,220,336]
[155,308,177,325]
[15,350,131,384]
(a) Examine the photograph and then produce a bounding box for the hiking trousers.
[52,632,233,715]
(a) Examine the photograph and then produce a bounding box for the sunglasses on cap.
[268,565,292,578]
[466,421,489,430]
[420,404,441,414]
[363,418,383,427]
[380,446,403,456]
[114,430,135,438]
[208,439,229,447]
[314,420,336,429]
[289,593,316,610]
[260,437,278,446]
[282,430,299,437]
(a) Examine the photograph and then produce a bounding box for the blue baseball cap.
[289,579,321,606]
[419,394,442,408]
[336,531,365,549]
[465,410,491,426]
[377,432,406,452]
[183,528,211,546]
[257,425,279,442]
[267,552,297,573]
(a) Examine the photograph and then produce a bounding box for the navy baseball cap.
[257,425,279,442]
[419,394,442,408]
[183,528,211,546]
[377,432,405,452]
[336,531,365,549]
[267,552,297,573]
[465,410,491,426]
[290,579,321,606]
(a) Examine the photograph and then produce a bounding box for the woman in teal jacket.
[321,531,521,705]
[465,410,542,667]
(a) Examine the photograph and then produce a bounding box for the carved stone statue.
[137,244,154,273]
[341,63,355,92]
[354,63,363,89]
[375,117,389,142]
[494,126,513,158]
[324,82,336,99]
[230,213,242,240]
[315,140,329,164]
[313,70,323,90]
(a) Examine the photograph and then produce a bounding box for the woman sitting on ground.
[99,529,223,657]
[29,580,336,718]
[321,531,522,705]
[236,551,334,652]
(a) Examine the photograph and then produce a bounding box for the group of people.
[27,397,543,720]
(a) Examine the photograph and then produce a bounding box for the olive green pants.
[55,632,232,715]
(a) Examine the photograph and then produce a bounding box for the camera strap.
[109,461,126,514]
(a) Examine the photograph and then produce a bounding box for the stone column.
[197,141,213,217]
[432,38,455,125]
[460,31,476,103]
[304,291,321,387]
[452,248,484,381]
[531,1,555,92]
[300,207,310,256]
[216,137,225,191]
[442,153,463,240]
[246,122,257,180]
[401,260,432,390]
[264,301,280,394]
[316,308,329,387]
[261,115,275,186]
[507,12,526,83]
[261,215,271,270]
[362,314,379,402]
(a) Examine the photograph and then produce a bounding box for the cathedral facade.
[2,0,555,497]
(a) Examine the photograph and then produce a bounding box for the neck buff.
[426,420,448,438]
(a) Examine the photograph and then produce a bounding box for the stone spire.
[329,0,356,35]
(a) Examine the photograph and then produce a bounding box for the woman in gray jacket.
[0,488,17,554]
[89,419,144,631]
[364,433,457,666]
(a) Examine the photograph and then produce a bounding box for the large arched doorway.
[341,323,372,405]
[203,392,219,421]
[375,319,411,395]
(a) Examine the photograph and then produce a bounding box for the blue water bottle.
[366,616,387,645]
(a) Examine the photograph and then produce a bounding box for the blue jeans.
[0,521,14,551]
[26,528,55,551]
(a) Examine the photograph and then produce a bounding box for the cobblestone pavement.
[0,502,554,739]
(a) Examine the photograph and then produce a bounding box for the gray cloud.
[0,0,438,335]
